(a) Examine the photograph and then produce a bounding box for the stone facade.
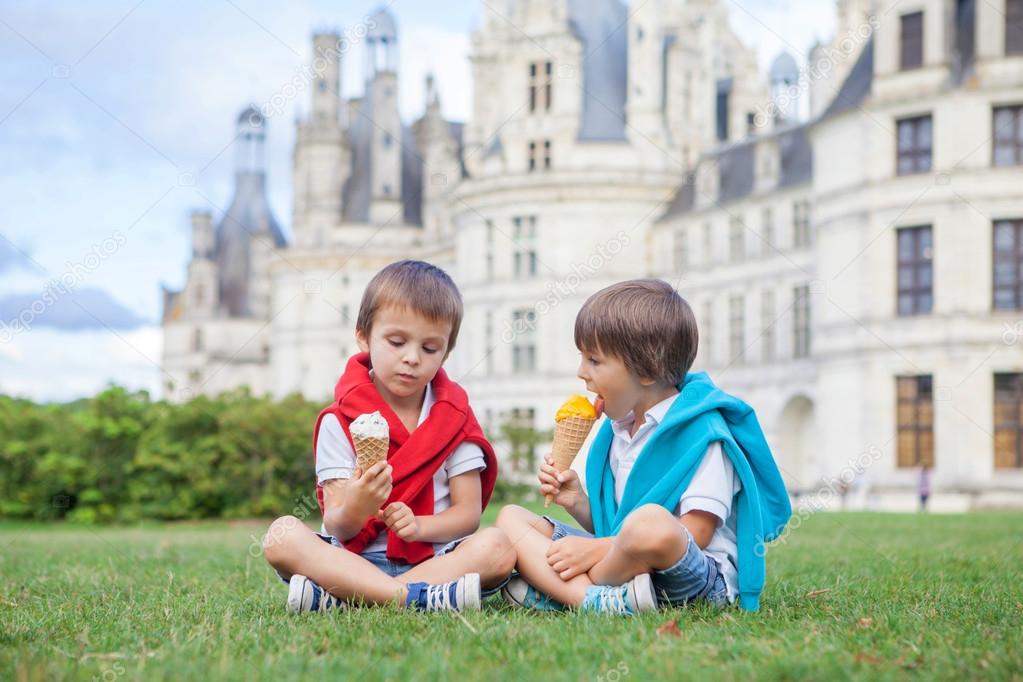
[163,1,1023,507]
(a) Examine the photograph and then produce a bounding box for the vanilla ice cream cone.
[349,411,390,472]
[353,435,389,471]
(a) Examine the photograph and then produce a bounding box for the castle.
[162,1,1023,509]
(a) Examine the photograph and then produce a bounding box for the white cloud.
[0,325,163,402]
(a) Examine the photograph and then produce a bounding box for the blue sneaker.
[580,573,657,615]
[287,574,345,613]
[404,573,481,612]
[502,576,567,612]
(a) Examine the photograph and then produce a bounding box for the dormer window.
[528,61,553,113]
[900,12,924,70]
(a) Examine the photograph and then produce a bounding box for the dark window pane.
[992,220,1023,310]
[897,115,932,175]
[899,228,915,255]
[995,222,1016,250]
[898,121,915,149]
[995,108,1015,138]
[1008,0,1023,54]
[901,12,924,69]
[898,226,932,315]
[918,116,932,142]
[993,106,1023,166]
[995,146,1016,166]
[995,262,1017,284]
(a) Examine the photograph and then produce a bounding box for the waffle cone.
[551,415,596,471]
[353,436,389,471]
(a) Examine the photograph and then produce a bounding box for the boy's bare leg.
[587,504,687,587]
[262,515,407,605]
[494,505,593,607]
[401,527,516,589]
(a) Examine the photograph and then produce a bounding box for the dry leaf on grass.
[656,620,681,638]
[803,588,831,598]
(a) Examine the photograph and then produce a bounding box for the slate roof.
[661,123,813,219]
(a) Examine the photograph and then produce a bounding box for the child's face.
[576,346,649,421]
[356,305,451,406]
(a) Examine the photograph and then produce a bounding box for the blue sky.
[0,1,834,401]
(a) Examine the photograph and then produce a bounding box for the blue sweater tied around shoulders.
[584,372,792,612]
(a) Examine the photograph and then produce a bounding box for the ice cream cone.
[349,411,390,472]
[353,435,389,472]
[545,413,597,508]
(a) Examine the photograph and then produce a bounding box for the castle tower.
[312,31,342,126]
[186,210,217,319]
[365,7,403,225]
[217,106,286,317]
[414,74,461,237]
[292,31,348,247]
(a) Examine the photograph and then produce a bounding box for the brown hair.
[575,279,698,386]
[356,260,464,352]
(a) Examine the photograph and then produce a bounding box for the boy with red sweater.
[263,260,514,612]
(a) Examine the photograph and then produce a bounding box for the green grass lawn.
[2,505,1021,681]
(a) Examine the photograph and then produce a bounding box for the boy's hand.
[546,536,609,580]
[379,501,420,542]
[538,454,585,511]
[348,461,393,519]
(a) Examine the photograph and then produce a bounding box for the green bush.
[0,387,321,523]
[0,386,543,523]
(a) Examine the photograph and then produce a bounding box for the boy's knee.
[618,504,683,558]
[262,515,302,563]
[494,504,532,530]
[471,526,516,574]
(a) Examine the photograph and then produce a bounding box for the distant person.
[262,260,513,613]
[918,465,931,512]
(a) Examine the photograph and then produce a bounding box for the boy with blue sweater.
[496,279,791,615]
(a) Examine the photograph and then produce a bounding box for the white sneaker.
[287,574,344,613]
[580,573,658,615]
[405,573,481,612]
[502,576,566,611]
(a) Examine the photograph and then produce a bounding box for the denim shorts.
[543,516,729,608]
[277,532,506,597]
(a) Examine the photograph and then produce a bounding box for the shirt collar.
[609,392,679,441]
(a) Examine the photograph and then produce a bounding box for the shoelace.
[526,585,560,610]
[313,584,340,612]
[424,582,455,611]
[596,586,628,614]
